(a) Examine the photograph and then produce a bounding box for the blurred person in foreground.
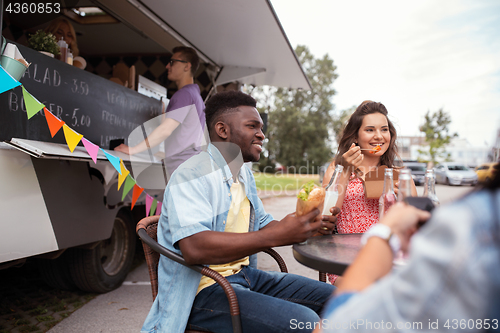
[314,163,500,332]
[141,91,339,333]
[114,46,205,179]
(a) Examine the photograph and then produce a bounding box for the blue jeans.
[187,266,336,333]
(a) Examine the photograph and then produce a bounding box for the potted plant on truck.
[28,30,60,58]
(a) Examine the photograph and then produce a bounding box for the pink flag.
[155,201,162,216]
[145,194,153,217]
[82,138,99,164]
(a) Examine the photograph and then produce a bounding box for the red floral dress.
[328,174,379,284]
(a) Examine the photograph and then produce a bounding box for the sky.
[270,0,500,147]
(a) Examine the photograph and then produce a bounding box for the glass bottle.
[379,168,397,220]
[57,38,68,63]
[397,168,412,202]
[423,169,440,207]
[67,50,73,65]
[322,164,344,215]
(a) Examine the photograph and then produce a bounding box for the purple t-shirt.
[163,84,205,176]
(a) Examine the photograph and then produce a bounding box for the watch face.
[361,224,392,244]
[361,224,401,254]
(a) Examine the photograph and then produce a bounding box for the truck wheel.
[37,251,76,290]
[69,210,136,293]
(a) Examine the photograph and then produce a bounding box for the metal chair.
[136,215,288,333]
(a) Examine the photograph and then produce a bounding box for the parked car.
[434,163,478,186]
[475,162,498,183]
[403,161,427,186]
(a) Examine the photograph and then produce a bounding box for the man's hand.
[316,206,341,236]
[114,144,131,155]
[380,203,431,252]
[271,208,322,244]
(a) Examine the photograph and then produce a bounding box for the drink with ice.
[322,164,343,215]
[322,190,339,215]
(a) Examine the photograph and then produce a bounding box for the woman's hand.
[342,143,363,174]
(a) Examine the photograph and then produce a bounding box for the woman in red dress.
[322,101,417,284]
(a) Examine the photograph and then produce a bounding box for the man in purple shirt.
[115,46,206,178]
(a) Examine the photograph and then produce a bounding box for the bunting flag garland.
[145,194,153,217]
[150,199,158,217]
[62,124,84,153]
[22,86,45,119]
[0,65,21,94]
[131,184,144,210]
[103,150,122,174]
[117,160,130,190]
[0,80,165,216]
[121,175,136,201]
[44,108,65,137]
[155,201,162,216]
[82,138,100,164]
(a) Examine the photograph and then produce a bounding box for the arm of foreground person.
[335,203,430,293]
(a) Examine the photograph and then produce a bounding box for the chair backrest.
[137,215,161,300]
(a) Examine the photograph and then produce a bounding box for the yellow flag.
[62,125,83,153]
[117,160,130,190]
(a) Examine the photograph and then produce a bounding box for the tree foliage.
[247,45,339,173]
[331,105,356,145]
[418,108,458,164]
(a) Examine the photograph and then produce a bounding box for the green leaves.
[418,109,458,164]
[28,30,60,55]
[248,45,339,174]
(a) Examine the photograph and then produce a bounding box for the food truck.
[0,0,311,293]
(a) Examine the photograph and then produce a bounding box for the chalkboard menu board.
[0,42,163,149]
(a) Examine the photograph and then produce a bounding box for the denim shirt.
[320,189,500,332]
[141,144,274,333]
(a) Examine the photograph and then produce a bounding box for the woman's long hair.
[45,17,79,57]
[335,100,399,169]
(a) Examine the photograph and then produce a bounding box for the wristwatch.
[361,224,401,255]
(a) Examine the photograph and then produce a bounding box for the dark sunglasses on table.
[168,59,188,66]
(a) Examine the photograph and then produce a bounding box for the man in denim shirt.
[141,91,338,333]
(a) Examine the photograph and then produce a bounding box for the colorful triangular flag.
[0,65,21,94]
[44,108,65,137]
[22,86,45,119]
[155,201,162,216]
[82,138,100,164]
[131,184,144,210]
[62,124,84,153]
[103,150,122,174]
[121,175,136,201]
[150,199,158,216]
[145,194,153,217]
[117,160,130,190]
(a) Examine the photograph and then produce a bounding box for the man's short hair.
[205,91,257,138]
[172,46,200,76]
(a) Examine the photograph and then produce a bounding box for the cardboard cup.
[363,166,399,199]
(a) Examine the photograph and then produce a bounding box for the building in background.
[396,136,426,161]
[397,136,491,167]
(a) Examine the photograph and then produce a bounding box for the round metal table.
[292,234,363,275]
